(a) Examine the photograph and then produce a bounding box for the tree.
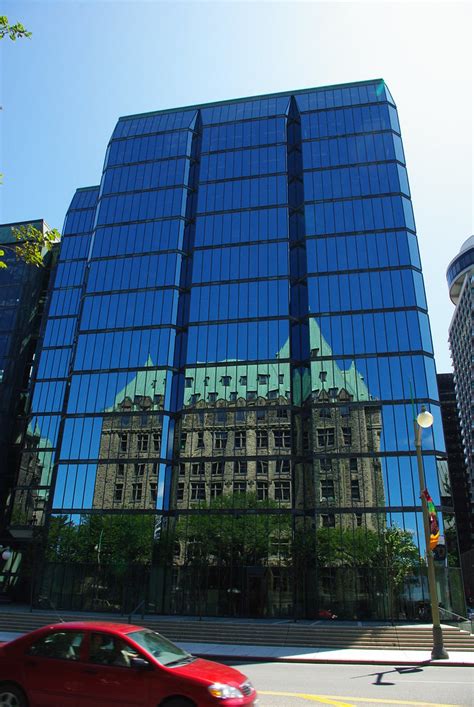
[0,16,31,41]
[0,17,60,268]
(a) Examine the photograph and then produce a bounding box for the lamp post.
[414,405,449,660]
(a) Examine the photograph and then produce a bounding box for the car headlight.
[208,682,244,699]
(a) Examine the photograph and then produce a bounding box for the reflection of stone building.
[92,367,165,510]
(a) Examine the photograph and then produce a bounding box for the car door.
[23,629,85,707]
[77,631,152,707]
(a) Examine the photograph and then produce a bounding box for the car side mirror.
[131,657,153,671]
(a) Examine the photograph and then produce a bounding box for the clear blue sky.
[1,0,472,371]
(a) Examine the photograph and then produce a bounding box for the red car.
[0,621,258,707]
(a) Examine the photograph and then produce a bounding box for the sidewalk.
[1,631,472,667]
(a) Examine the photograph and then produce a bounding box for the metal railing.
[439,607,473,635]
[128,599,146,624]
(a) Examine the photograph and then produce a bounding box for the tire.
[161,699,195,707]
[0,684,28,707]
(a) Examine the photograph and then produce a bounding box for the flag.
[421,489,440,550]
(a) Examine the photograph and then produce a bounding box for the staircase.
[0,609,473,651]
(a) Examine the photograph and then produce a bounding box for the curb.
[196,652,474,667]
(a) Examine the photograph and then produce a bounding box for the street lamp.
[414,405,449,660]
[0,547,12,561]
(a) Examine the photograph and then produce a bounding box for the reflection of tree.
[175,493,289,567]
[46,514,154,570]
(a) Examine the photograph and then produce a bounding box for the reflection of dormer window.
[239,376,247,385]
[319,371,328,382]
[221,376,231,386]
[208,392,218,402]
[247,390,257,400]
[185,377,193,388]
[190,393,201,405]
[258,374,270,385]
[278,373,284,384]
[328,387,338,399]
[204,377,209,386]
[311,348,319,359]
[268,389,278,399]
[229,391,238,401]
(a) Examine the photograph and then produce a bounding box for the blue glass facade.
[12,80,463,618]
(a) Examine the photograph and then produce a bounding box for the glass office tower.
[12,80,462,619]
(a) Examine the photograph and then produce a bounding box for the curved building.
[5,80,464,620]
[447,237,474,576]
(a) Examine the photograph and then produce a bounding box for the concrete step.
[0,611,472,651]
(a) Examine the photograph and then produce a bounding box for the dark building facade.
[0,221,56,598]
[437,373,473,602]
[7,81,464,619]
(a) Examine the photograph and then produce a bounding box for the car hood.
[168,656,248,687]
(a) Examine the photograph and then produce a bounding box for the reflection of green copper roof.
[184,361,290,405]
[105,357,168,411]
[183,319,372,405]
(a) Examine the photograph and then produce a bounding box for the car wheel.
[161,699,195,707]
[0,684,28,707]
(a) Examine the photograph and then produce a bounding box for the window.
[89,633,140,668]
[239,376,247,385]
[257,460,268,475]
[321,514,335,527]
[208,392,218,402]
[233,482,246,495]
[235,431,246,448]
[216,410,226,423]
[234,460,247,475]
[117,463,125,477]
[190,393,201,405]
[214,430,227,449]
[177,482,185,502]
[119,433,128,452]
[180,433,187,451]
[150,483,157,502]
[135,463,146,476]
[278,374,285,384]
[320,457,332,471]
[340,405,350,417]
[328,387,338,399]
[247,390,257,400]
[211,461,224,475]
[229,391,238,401]
[210,482,223,498]
[27,631,84,661]
[185,377,193,388]
[236,409,246,422]
[277,459,291,474]
[137,433,149,452]
[274,430,291,447]
[351,478,361,501]
[319,407,332,419]
[258,374,269,385]
[196,431,205,448]
[221,375,231,386]
[132,483,142,502]
[275,481,291,501]
[114,483,123,502]
[317,428,335,447]
[257,481,268,500]
[349,458,358,472]
[256,407,266,419]
[355,512,363,527]
[190,482,205,501]
[256,430,268,448]
[276,408,288,419]
[342,427,352,445]
[179,462,186,476]
[320,480,335,501]
[153,433,161,451]
[268,389,278,399]
[191,461,205,475]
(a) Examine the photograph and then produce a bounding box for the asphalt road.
[226,661,474,707]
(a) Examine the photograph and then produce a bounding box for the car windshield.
[127,629,192,667]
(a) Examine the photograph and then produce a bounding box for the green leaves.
[0,16,32,41]
[0,225,60,268]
